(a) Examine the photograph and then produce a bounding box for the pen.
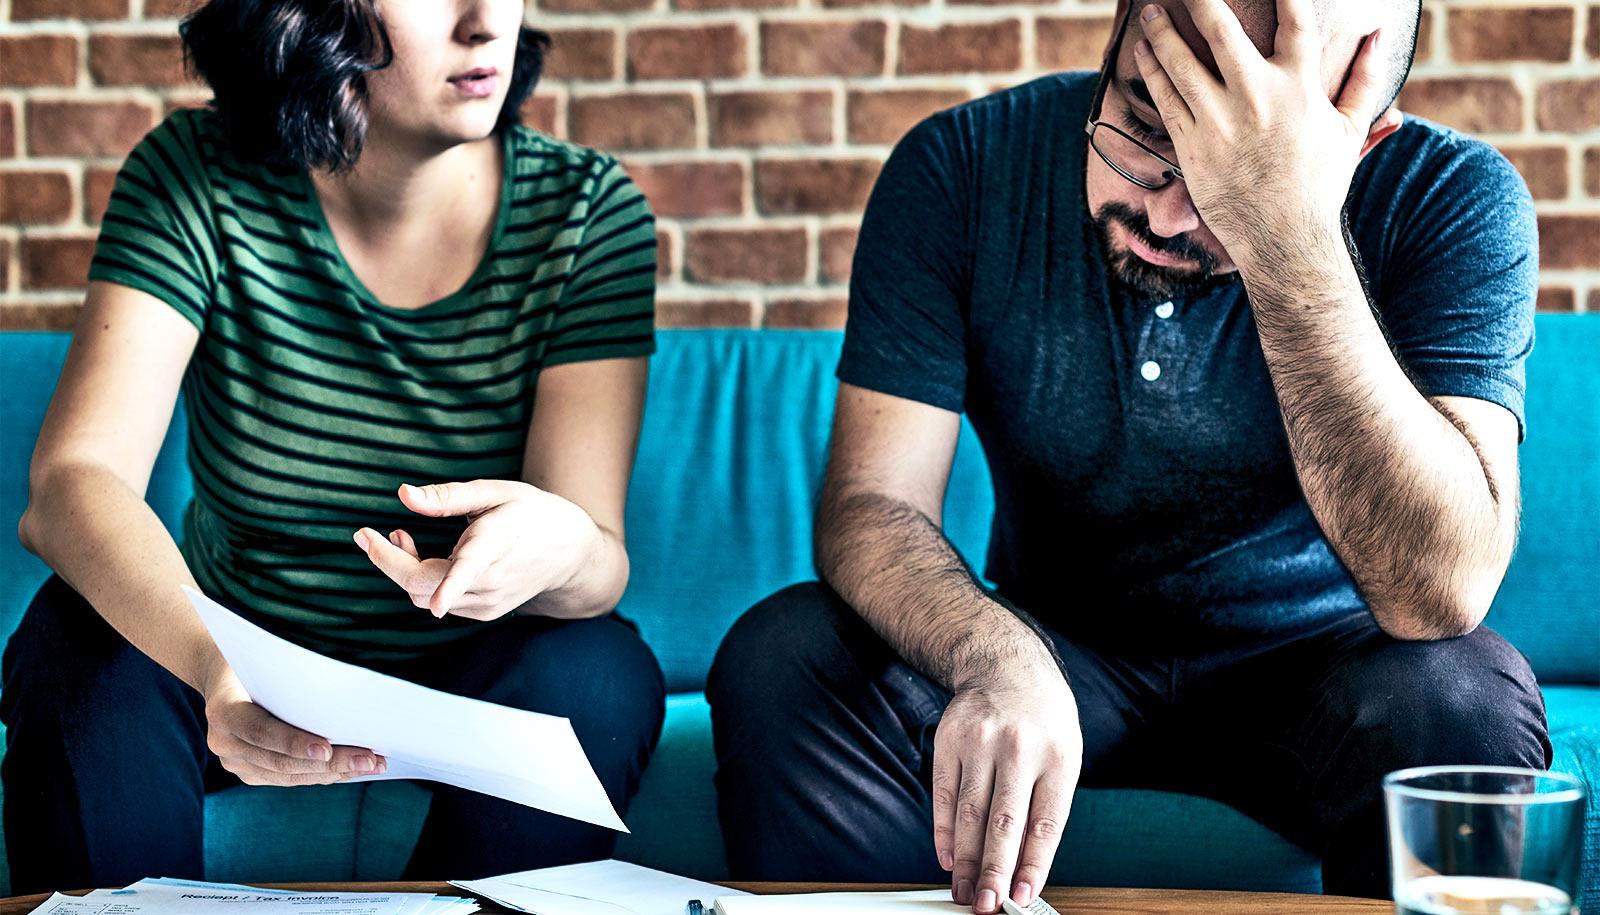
[685,900,704,915]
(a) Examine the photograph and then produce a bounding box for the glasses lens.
[1090,125,1177,188]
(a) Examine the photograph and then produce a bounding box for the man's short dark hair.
[180,0,551,173]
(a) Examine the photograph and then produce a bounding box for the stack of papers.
[451,860,747,915]
[30,879,478,915]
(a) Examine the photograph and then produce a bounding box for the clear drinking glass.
[1385,765,1586,915]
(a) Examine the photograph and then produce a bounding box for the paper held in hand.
[183,585,626,831]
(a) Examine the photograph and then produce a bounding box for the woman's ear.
[1359,107,1404,160]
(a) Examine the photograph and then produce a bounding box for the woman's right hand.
[201,667,387,786]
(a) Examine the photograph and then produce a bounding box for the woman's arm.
[21,281,374,782]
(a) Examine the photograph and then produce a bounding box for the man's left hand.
[1132,0,1388,269]
[355,479,602,621]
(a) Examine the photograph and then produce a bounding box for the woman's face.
[364,0,526,150]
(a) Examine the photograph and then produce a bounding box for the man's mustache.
[1097,202,1219,273]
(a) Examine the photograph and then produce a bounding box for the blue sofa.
[2,322,1596,904]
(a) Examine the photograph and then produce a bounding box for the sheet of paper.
[86,881,436,915]
[106,879,476,915]
[711,890,965,915]
[451,859,748,915]
[184,586,625,831]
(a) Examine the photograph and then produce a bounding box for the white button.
[1155,301,1175,319]
[1140,360,1161,381]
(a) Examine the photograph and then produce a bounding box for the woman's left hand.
[354,480,602,621]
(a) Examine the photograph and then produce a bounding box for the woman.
[2,0,664,892]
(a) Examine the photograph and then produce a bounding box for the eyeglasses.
[1084,16,1185,191]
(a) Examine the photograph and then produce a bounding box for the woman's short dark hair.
[180,0,551,173]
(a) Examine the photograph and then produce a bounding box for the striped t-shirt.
[89,108,657,661]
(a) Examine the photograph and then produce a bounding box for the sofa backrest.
[2,319,1596,692]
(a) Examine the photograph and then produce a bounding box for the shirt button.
[1140,360,1161,381]
[1155,301,1175,319]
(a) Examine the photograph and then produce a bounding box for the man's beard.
[1093,202,1228,301]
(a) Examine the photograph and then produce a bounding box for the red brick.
[820,225,857,283]
[1496,146,1568,200]
[847,88,968,144]
[676,0,795,10]
[0,102,16,159]
[625,160,745,217]
[0,238,10,290]
[143,0,201,16]
[1538,215,1600,270]
[765,296,848,328]
[1037,16,1115,71]
[1536,287,1576,312]
[1413,8,1433,64]
[1536,79,1600,131]
[1589,6,1600,58]
[628,24,747,79]
[1590,289,1600,313]
[11,0,127,19]
[900,20,1023,75]
[570,93,695,151]
[0,35,80,87]
[761,21,887,77]
[657,297,756,327]
[821,0,926,7]
[756,158,881,214]
[21,236,97,290]
[84,166,120,224]
[521,93,564,137]
[0,301,84,331]
[541,0,653,12]
[1448,7,1573,62]
[710,90,833,147]
[88,33,195,87]
[0,171,75,224]
[656,229,675,281]
[543,28,619,81]
[28,100,158,158]
[1397,79,1522,133]
[1585,148,1600,198]
[684,225,808,284]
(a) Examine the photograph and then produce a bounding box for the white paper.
[451,859,748,915]
[711,890,966,915]
[112,879,476,915]
[184,586,626,831]
[31,885,436,915]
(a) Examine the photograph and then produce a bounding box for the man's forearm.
[816,486,1059,690]
[1240,227,1515,639]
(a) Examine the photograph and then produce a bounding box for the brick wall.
[1,0,1596,331]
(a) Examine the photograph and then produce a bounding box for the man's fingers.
[1178,0,1261,82]
[1138,4,1219,112]
[931,748,962,872]
[974,770,1032,914]
[1011,771,1076,906]
[1273,0,1319,61]
[951,759,994,908]
[1133,38,1194,135]
[1334,29,1386,125]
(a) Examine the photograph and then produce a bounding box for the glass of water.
[1385,765,1586,915]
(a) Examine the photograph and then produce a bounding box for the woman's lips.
[448,68,499,99]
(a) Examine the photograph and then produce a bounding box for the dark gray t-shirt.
[837,71,1537,647]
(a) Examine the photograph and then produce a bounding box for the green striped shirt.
[90,109,657,661]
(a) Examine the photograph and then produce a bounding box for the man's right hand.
[202,667,386,786]
[932,659,1082,914]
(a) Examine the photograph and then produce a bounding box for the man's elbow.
[1371,579,1498,641]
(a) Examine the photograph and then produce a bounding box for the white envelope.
[185,586,626,831]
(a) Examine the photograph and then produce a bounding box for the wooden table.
[0,882,1391,914]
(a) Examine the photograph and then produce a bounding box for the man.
[707,0,1552,909]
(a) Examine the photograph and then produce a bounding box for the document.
[451,859,748,915]
[184,586,626,831]
[709,890,964,914]
[27,881,467,915]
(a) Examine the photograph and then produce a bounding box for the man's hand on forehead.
[1129,0,1391,273]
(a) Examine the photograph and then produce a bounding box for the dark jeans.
[707,582,1552,899]
[1,575,666,895]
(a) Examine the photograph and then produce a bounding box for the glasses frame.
[1084,17,1186,192]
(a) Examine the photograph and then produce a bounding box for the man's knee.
[1337,625,1549,768]
[707,581,860,717]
